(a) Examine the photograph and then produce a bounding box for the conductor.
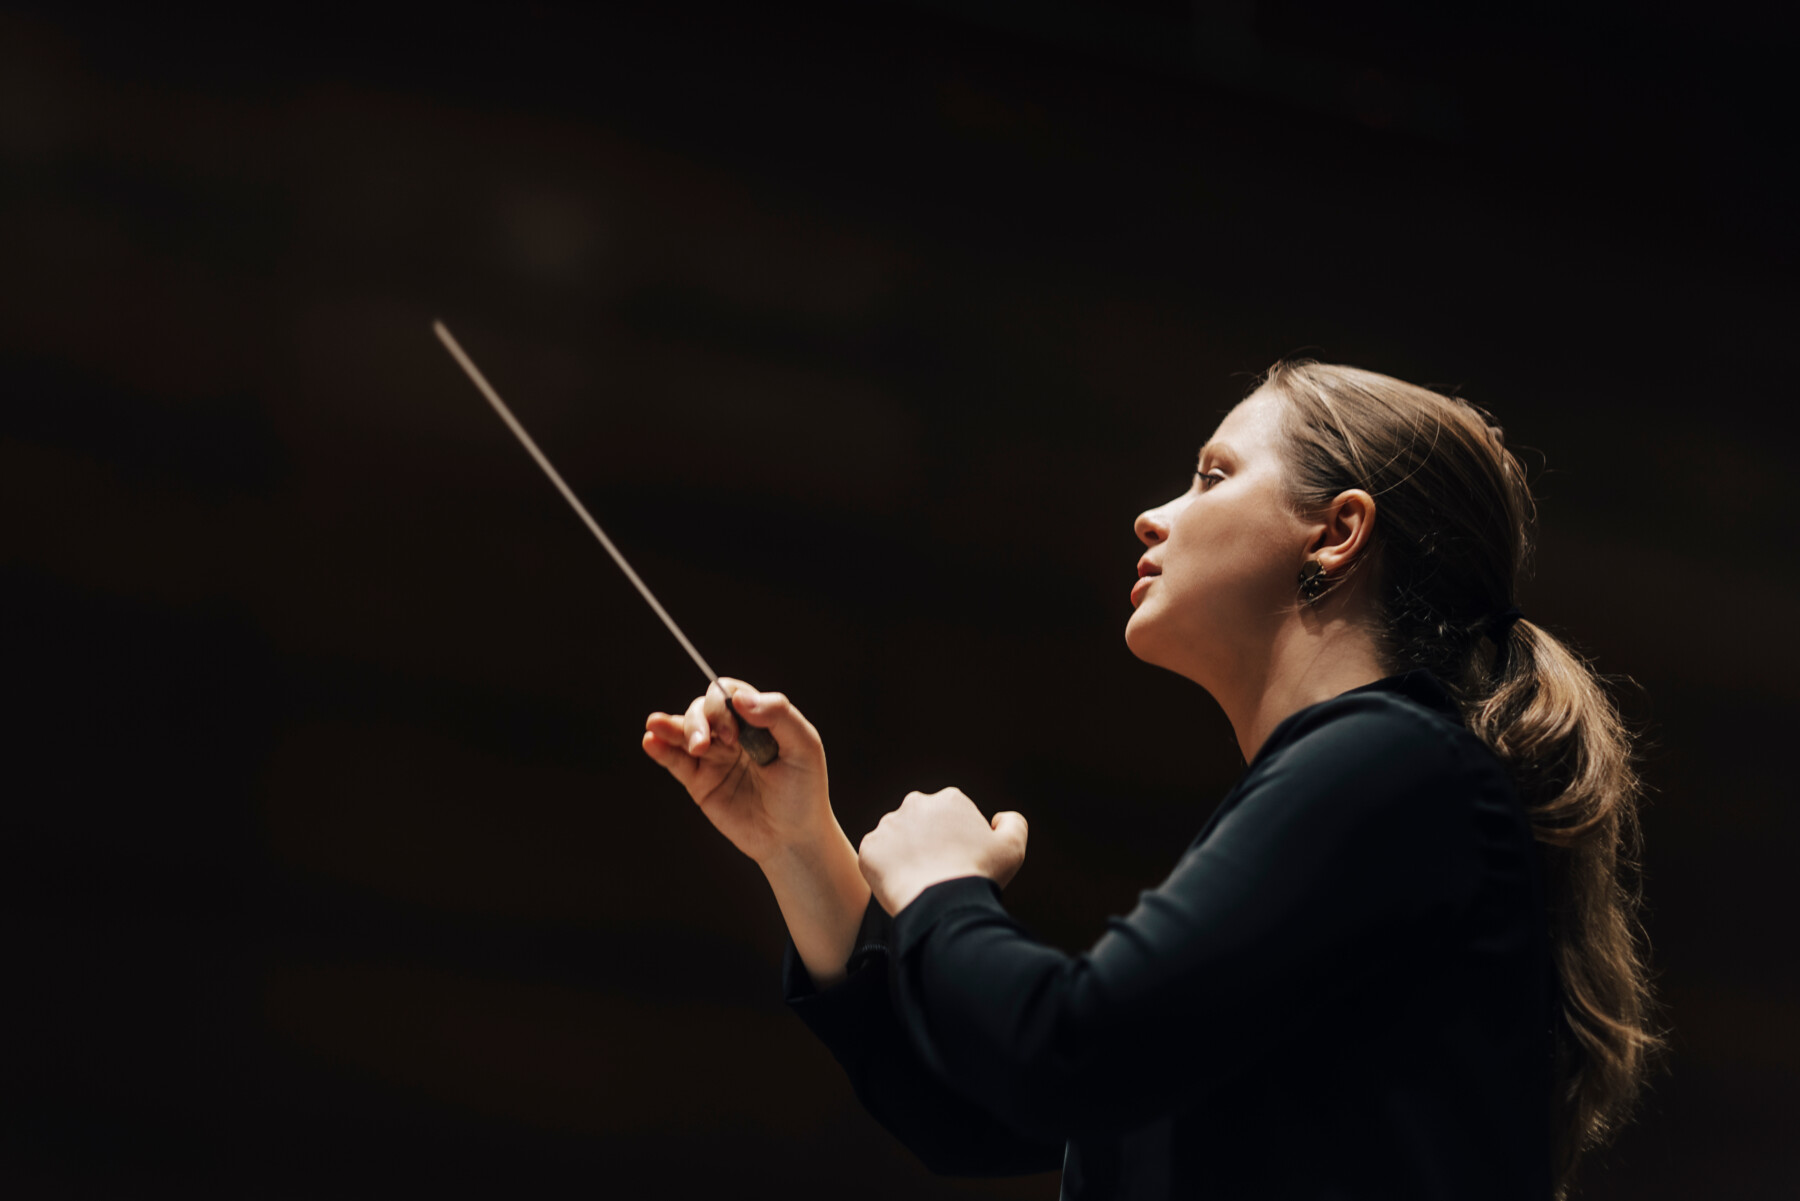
[642,361,1656,1201]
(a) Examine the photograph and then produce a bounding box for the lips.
[1131,558,1161,607]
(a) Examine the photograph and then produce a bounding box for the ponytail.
[1468,621,1661,1192]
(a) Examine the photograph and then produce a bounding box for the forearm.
[760,820,870,987]
[782,922,1065,1177]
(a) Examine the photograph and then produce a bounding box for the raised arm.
[642,680,868,986]
[644,683,1063,1178]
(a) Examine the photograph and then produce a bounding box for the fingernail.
[735,690,759,710]
[688,733,704,753]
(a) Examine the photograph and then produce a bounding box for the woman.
[641,361,1657,1200]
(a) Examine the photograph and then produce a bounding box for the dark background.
[4,2,1794,1197]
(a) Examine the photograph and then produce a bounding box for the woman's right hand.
[641,679,831,867]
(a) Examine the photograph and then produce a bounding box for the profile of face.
[1125,387,1319,690]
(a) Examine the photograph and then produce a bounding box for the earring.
[1298,560,1330,605]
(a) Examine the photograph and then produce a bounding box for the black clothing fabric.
[784,671,1555,1200]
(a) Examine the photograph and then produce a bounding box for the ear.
[1306,488,1377,576]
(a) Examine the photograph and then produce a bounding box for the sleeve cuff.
[892,875,1007,961]
[782,896,897,1055]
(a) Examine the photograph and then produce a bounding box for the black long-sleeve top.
[784,671,1555,1200]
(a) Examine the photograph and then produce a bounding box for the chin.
[1127,613,1213,687]
[1123,611,1165,667]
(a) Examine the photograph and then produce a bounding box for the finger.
[989,810,1029,889]
[641,730,699,787]
[646,712,688,746]
[702,683,741,750]
[991,810,1029,852]
[720,679,822,762]
[682,695,714,755]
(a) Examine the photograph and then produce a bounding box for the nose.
[1135,505,1169,547]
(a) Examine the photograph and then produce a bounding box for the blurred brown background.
[3,2,1793,1197]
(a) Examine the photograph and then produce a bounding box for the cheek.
[1167,502,1294,597]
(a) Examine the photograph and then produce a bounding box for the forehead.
[1204,387,1286,455]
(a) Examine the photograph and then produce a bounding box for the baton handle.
[723,690,780,766]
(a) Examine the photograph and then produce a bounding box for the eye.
[1195,470,1225,490]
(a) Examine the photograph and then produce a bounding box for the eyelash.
[1195,470,1224,490]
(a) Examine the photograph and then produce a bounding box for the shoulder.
[1178,679,1522,929]
[1223,679,1516,860]
[1259,680,1504,797]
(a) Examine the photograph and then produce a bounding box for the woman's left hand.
[858,788,1029,915]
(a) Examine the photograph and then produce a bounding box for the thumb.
[990,810,1028,841]
[720,680,823,765]
[989,810,1029,874]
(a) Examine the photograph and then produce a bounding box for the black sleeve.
[784,899,1065,1176]
[887,698,1488,1143]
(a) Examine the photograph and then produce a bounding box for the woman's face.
[1125,387,1314,688]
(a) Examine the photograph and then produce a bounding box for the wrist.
[757,818,857,881]
[758,818,871,989]
[875,864,986,917]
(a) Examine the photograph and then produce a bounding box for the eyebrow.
[1197,441,1236,463]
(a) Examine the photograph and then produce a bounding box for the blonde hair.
[1260,359,1660,1195]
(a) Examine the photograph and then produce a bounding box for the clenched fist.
[858,787,1028,916]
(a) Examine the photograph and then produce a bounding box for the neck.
[1222,612,1389,762]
